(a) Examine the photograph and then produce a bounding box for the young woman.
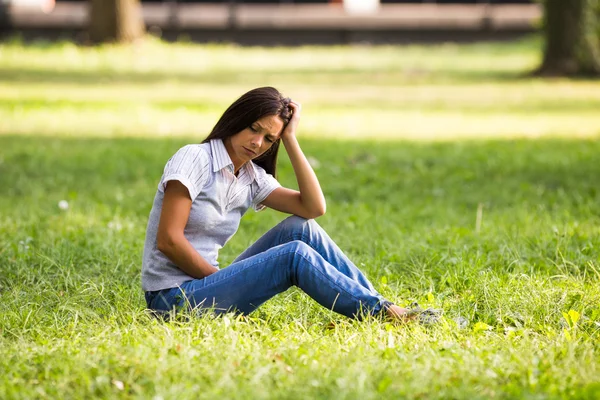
[141,87,415,322]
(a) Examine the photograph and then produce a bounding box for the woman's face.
[225,114,284,168]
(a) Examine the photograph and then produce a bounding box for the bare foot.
[386,304,417,323]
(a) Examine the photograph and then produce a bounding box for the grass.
[1,36,600,140]
[1,36,600,399]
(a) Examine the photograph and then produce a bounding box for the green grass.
[1,36,600,140]
[1,36,600,399]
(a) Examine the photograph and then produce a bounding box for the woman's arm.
[156,180,219,279]
[261,101,326,219]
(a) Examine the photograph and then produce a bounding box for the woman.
[141,87,414,322]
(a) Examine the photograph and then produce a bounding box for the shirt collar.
[209,139,257,183]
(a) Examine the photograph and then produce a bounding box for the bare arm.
[261,101,326,219]
[156,180,219,279]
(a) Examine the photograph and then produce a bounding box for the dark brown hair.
[202,87,291,177]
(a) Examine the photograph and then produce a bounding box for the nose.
[251,135,262,148]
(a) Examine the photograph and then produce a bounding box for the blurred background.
[3,0,540,45]
[0,0,598,140]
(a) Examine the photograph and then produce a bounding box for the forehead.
[254,115,284,135]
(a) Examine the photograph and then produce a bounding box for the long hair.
[202,87,291,177]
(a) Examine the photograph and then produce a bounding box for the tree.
[537,0,600,77]
[89,0,145,44]
[0,1,10,39]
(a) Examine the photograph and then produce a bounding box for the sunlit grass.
[1,36,599,140]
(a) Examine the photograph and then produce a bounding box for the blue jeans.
[145,216,391,320]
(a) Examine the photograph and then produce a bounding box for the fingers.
[289,101,302,117]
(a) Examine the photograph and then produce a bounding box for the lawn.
[1,36,599,399]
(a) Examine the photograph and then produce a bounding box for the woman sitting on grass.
[142,86,420,322]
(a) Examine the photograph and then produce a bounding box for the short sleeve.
[158,145,210,200]
[252,166,281,212]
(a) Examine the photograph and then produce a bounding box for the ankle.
[385,305,416,322]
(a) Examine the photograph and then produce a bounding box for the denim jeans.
[145,216,391,320]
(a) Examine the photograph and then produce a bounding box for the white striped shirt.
[141,139,281,292]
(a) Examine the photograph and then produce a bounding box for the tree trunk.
[89,0,145,44]
[0,1,10,39]
[538,0,600,77]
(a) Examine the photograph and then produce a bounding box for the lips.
[243,147,256,156]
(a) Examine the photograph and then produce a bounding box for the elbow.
[316,204,326,218]
[308,203,326,219]
[318,200,327,217]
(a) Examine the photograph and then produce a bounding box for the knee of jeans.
[282,215,318,236]
[283,215,308,229]
[284,240,313,258]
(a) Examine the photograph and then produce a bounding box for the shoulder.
[250,162,281,211]
[251,161,274,181]
[166,143,211,169]
[250,161,280,190]
[173,143,211,161]
[159,143,213,198]
[162,143,213,179]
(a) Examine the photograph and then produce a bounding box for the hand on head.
[283,100,301,138]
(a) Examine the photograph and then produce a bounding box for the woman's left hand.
[282,100,301,139]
